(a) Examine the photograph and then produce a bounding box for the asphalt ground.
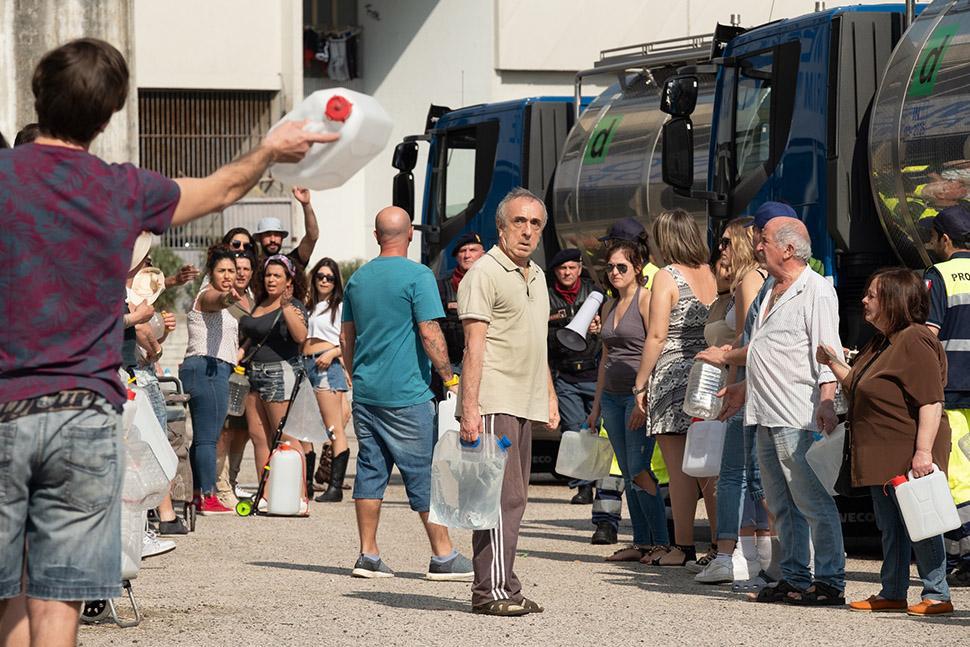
[79,437,970,647]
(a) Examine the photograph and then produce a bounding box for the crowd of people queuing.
[2,35,970,646]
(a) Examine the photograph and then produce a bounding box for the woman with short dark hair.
[818,267,953,616]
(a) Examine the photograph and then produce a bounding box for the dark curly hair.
[603,241,645,287]
[205,244,237,280]
[307,257,344,324]
[258,255,307,303]
[222,227,255,252]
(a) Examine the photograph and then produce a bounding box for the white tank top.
[307,301,342,345]
[184,287,240,365]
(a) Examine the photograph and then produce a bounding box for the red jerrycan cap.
[325,95,352,122]
[889,475,908,488]
[127,389,137,401]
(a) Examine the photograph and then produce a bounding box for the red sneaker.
[198,494,234,515]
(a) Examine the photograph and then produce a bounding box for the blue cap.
[933,204,970,242]
[497,436,512,450]
[749,201,797,230]
[598,217,646,242]
[460,437,481,449]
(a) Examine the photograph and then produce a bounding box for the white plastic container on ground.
[266,442,306,516]
[270,88,393,190]
[682,420,727,477]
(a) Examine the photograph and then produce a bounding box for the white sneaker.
[142,530,176,559]
[234,484,255,499]
[694,557,733,584]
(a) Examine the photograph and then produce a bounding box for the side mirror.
[660,75,699,117]
[392,172,415,220]
[392,142,418,172]
[662,118,694,191]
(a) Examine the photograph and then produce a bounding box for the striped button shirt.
[745,265,841,431]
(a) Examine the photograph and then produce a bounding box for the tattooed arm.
[417,320,455,386]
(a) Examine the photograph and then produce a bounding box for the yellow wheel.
[235,499,253,517]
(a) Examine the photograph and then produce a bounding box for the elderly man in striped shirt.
[728,216,847,606]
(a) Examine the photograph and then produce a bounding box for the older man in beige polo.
[457,187,560,616]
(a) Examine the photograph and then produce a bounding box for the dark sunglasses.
[606,263,629,274]
[315,273,335,283]
[230,240,254,251]
[718,237,731,250]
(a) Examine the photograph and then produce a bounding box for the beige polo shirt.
[457,245,550,422]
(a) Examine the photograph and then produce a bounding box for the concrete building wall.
[0,0,137,163]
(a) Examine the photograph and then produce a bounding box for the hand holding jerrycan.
[270,89,393,190]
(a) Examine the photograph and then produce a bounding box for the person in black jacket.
[436,232,485,395]
[547,249,603,506]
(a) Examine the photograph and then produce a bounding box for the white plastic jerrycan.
[806,423,845,496]
[682,419,727,477]
[270,88,393,190]
[555,425,613,481]
[266,442,306,516]
[889,465,961,542]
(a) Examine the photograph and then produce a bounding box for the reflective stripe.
[949,293,970,307]
[943,339,970,352]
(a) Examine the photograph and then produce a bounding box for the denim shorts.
[303,354,349,393]
[0,392,123,601]
[351,400,435,512]
[249,358,303,402]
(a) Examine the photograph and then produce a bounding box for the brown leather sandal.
[472,600,529,616]
[605,545,650,562]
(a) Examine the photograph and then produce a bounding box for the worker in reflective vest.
[925,204,970,587]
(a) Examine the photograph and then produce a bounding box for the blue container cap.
[460,437,481,449]
[497,436,512,450]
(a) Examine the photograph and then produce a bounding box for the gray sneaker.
[351,555,395,579]
[426,552,474,581]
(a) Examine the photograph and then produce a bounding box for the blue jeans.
[0,394,122,600]
[757,425,845,590]
[133,368,167,429]
[303,355,349,392]
[352,400,435,512]
[601,392,668,546]
[871,485,950,601]
[555,376,597,488]
[180,355,233,495]
[715,415,765,541]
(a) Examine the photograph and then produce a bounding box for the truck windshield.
[734,52,773,183]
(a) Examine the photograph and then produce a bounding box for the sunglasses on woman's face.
[718,237,731,250]
[230,240,254,251]
[606,263,629,275]
[315,273,335,283]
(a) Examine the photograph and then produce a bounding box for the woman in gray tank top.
[588,241,670,564]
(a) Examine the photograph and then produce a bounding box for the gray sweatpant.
[471,414,532,606]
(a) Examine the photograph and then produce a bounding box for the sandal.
[606,545,649,562]
[652,544,696,566]
[521,598,544,613]
[732,570,776,594]
[750,579,804,604]
[785,581,845,606]
[472,600,529,616]
[641,545,669,564]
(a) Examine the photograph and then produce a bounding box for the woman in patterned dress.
[633,209,718,567]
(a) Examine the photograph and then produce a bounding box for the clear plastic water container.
[806,423,845,496]
[683,360,726,420]
[266,442,306,516]
[555,425,613,481]
[681,420,727,477]
[120,505,145,580]
[429,431,510,530]
[270,88,393,190]
[889,465,962,542]
[227,366,249,417]
[122,439,170,510]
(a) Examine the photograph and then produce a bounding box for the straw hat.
[129,267,166,306]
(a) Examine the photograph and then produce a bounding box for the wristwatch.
[444,374,460,388]
[632,384,647,395]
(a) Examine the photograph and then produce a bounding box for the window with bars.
[138,89,283,249]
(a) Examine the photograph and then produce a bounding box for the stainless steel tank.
[869,0,970,268]
[552,72,715,270]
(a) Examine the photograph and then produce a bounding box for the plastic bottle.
[806,423,845,495]
[227,366,249,417]
[889,465,961,542]
[269,88,393,190]
[148,312,165,340]
[266,442,304,516]
[682,360,726,419]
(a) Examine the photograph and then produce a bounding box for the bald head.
[765,216,811,262]
[374,206,412,247]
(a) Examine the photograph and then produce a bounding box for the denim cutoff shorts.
[0,391,123,601]
[249,358,303,402]
[351,400,435,512]
[303,354,349,393]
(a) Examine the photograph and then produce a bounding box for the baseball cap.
[748,201,797,230]
[254,217,289,237]
[933,204,970,242]
[451,231,483,256]
[598,217,646,242]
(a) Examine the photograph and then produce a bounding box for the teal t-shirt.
[342,256,444,407]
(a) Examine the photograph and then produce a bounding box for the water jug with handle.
[266,442,306,516]
[269,88,393,190]
[683,360,726,419]
[227,366,249,417]
[682,419,727,477]
[806,423,845,496]
[555,424,613,481]
[888,464,961,542]
[429,431,510,530]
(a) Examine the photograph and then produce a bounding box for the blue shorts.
[0,392,123,601]
[303,355,349,393]
[249,358,302,402]
[352,400,435,512]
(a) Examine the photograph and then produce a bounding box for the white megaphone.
[556,291,604,352]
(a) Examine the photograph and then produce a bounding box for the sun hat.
[130,231,154,271]
[129,267,166,305]
[254,217,289,237]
